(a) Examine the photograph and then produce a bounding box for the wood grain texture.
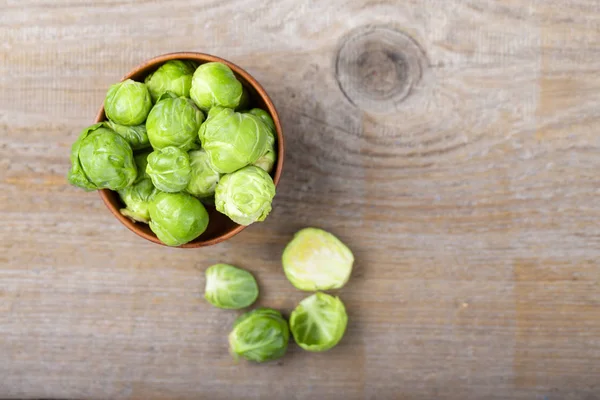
[1,0,600,399]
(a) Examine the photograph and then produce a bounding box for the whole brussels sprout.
[236,87,251,111]
[228,308,289,362]
[190,62,243,111]
[204,264,259,309]
[133,151,151,183]
[253,146,276,173]
[282,228,354,291]
[104,120,150,150]
[199,107,270,173]
[289,292,348,352]
[146,93,204,151]
[247,108,275,135]
[144,60,197,102]
[186,149,221,198]
[215,166,275,225]
[146,146,191,193]
[148,192,209,246]
[118,178,157,223]
[104,79,152,126]
[246,108,276,173]
[117,151,157,222]
[68,123,137,191]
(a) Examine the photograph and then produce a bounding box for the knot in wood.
[336,26,426,113]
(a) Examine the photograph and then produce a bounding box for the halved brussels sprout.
[118,178,157,223]
[144,60,197,102]
[67,123,137,191]
[282,228,354,291]
[104,79,152,126]
[215,166,275,225]
[199,107,270,173]
[190,62,243,111]
[186,149,221,199]
[228,308,289,362]
[289,292,348,352]
[146,93,204,151]
[204,264,259,309]
[146,146,191,193]
[148,192,209,246]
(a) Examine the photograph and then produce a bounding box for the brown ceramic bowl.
[97,52,284,247]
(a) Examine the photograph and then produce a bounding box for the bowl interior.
[97,53,283,248]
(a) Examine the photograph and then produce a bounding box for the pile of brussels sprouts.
[68,60,278,246]
[205,228,354,362]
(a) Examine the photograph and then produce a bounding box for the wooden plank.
[1,0,600,399]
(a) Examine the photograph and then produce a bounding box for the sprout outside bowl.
[97,52,284,248]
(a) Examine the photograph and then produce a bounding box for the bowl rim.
[96,52,284,248]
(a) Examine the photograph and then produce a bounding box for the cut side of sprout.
[282,228,354,291]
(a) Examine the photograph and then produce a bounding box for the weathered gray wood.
[1,0,600,399]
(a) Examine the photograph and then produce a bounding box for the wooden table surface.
[2,1,600,399]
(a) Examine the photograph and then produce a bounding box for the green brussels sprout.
[204,264,259,309]
[253,146,276,173]
[215,166,275,225]
[199,107,270,173]
[148,192,209,246]
[236,87,251,111]
[146,93,204,151]
[245,108,276,173]
[186,149,221,198]
[68,123,137,191]
[228,308,289,362]
[289,292,348,352]
[146,146,191,193]
[190,62,243,112]
[118,178,157,223]
[103,120,150,150]
[247,108,275,135]
[133,151,151,183]
[144,60,197,102]
[282,228,354,291]
[104,79,152,126]
[117,151,157,222]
